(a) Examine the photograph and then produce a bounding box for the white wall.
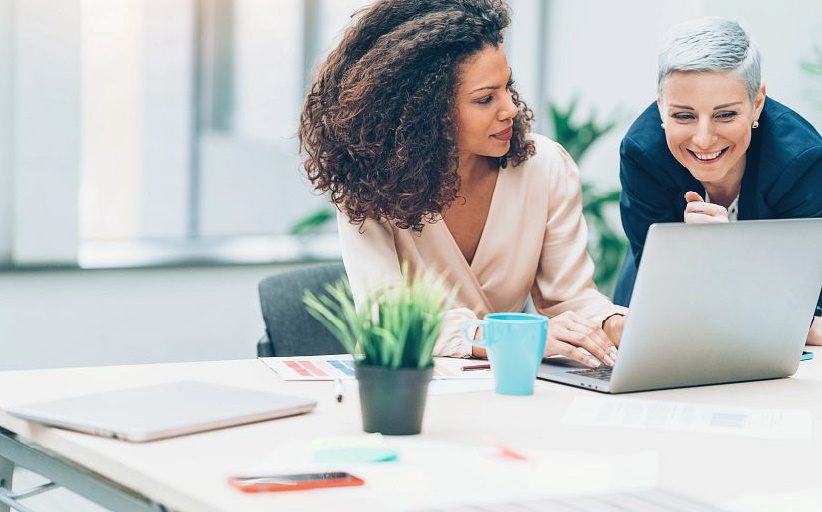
[79,0,193,241]
[506,0,546,131]
[198,133,325,236]
[139,0,194,238]
[233,0,303,142]
[12,0,82,264]
[0,0,12,262]
[79,0,142,240]
[0,264,295,371]
[711,0,822,129]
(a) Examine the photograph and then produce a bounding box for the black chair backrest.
[257,262,347,357]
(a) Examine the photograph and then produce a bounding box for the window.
[3,0,547,267]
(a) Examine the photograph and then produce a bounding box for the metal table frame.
[0,427,168,512]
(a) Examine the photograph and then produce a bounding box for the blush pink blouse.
[337,133,626,357]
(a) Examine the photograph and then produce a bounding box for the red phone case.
[229,473,365,493]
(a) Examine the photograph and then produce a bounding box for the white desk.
[0,350,819,511]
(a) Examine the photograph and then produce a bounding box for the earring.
[660,123,665,129]
[752,120,759,129]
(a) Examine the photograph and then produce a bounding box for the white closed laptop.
[539,218,822,394]
[7,380,317,442]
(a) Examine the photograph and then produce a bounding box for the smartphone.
[228,472,365,493]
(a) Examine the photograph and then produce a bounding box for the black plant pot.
[355,364,434,435]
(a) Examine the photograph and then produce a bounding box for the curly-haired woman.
[300,0,626,368]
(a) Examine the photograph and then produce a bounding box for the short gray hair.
[657,17,761,102]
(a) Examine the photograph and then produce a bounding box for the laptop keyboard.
[568,366,613,381]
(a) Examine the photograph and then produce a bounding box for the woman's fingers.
[560,311,616,356]
[684,191,704,203]
[547,311,618,367]
[685,211,729,224]
[685,201,728,217]
[683,192,729,224]
[552,325,615,367]
[551,340,602,368]
[684,200,729,224]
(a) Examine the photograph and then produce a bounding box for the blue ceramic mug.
[463,313,548,396]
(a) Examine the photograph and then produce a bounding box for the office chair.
[256,262,348,357]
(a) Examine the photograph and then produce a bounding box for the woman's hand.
[544,311,617,368]
[684,191,729,224]
[807,317,822,346]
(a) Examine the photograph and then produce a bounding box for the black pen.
[461,363,491,371]
[334,379,344,402]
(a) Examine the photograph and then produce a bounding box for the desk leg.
[1,428,169,512]
[0,453,13,512]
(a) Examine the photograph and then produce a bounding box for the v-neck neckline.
[441,166,502,273]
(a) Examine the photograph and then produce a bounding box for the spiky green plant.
[303,264,453,369]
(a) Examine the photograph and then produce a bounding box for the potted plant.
[303,265,451,435]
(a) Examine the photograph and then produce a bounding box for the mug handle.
[464,320,488,347]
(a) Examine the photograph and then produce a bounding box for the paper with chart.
[259,354,494,381]
[562,396,812,439]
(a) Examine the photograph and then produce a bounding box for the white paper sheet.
[562,396,812,439]
[726,488,822,512]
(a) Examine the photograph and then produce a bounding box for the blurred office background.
[2,0,821,372]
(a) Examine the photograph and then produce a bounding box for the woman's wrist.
[601,312,625,330]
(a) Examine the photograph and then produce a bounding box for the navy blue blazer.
[614,98,822,310]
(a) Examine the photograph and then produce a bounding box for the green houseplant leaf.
[303,263,453,369]
[549,98,627,296]
[289,208,335,236]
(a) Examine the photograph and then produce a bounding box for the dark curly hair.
[299,0,535,231]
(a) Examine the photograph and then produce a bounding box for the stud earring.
[660,123,665,129]
[752,120,759,129]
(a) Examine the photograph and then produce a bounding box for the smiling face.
[658,71,765,190]
[454,45,519,162]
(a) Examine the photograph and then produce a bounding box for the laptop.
[539,218,822,394]
[7,380,317,442]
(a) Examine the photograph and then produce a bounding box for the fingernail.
[604,355,615,366]
[610,348,618,359]
[589,359,601,368]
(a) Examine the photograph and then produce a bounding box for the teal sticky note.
[314,447,398,463]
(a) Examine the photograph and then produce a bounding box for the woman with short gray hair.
[614,17,822,345]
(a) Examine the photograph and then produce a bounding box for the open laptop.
[8,380,317,442]
[539,218,822,394]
